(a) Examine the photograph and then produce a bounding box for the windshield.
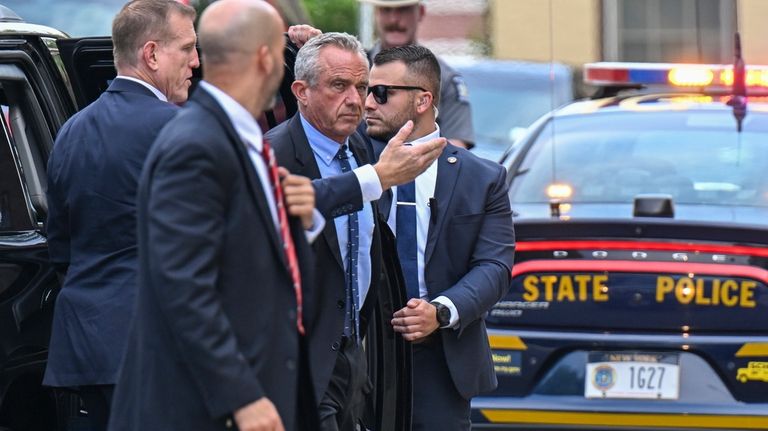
[510,110,768,208]
[4,0,126,36]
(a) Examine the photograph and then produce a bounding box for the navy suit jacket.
[379,142,516,399]
[267,114,383,404]
[108,87,315,431]
[44,78,178,387]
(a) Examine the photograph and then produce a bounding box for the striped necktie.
[257,139,305,335]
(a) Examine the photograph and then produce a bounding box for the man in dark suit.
[44,0,198,427]
[267,33,445,431]
[365,45,515,430]
[108,1,321,430]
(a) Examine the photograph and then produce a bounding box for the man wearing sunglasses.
[365,45,515,430]
[267,33,445,431]
[360,0,476,150]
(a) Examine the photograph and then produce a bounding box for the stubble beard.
[367,106,415,142]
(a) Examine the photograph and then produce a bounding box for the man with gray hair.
[44,0,198,428]
[267,32,445,430]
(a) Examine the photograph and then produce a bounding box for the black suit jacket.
[44,78,178,387]
[267,113,382,404]
[109,86,315,431]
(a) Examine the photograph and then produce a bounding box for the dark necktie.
[336,144,360,343]
[396,181,419,299]
[257,139,305,335]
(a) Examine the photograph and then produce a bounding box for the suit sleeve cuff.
[304,209,325,244]
[353,164,383,203]
[432,295,460,329]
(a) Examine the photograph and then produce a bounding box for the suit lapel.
[288,115,345,270]
[192,87,286,267]
[425,145,461,267]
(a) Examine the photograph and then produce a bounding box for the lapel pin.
[447,156,457,164]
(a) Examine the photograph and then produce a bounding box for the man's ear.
[292,80,309,107]
[416,92,433,114]
[142,41,160,71]
[258,45,273,75]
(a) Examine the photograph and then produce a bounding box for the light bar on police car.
[584,62,768,90]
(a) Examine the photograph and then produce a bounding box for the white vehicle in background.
[445,56,574,162]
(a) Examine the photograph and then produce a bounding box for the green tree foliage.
[303,0,358,34]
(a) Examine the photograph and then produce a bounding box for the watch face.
[437,305,450,326]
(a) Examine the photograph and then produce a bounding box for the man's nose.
[364,92,377,110]
[190,50,200,68]
[344,87,362,105]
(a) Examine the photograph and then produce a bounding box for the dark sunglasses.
[367,84,427,105]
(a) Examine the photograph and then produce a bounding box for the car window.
[0,103,32,232]
[3,0,125,36]
[510,111,768,207]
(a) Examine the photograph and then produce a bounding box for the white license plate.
[585,352,680,400]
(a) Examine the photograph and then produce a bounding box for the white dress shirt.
[388,125,460,329]
[352,159,383,203]
[198,81,324,242]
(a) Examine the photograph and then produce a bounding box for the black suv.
[0,6,409,430]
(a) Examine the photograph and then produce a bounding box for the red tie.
[258,139,305,335]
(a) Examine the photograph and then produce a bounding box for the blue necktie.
[396,181,419,299]
[337,145,360,343]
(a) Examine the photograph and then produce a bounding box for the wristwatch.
[431,301,451,328]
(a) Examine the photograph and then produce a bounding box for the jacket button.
[337,300,345,309]
[286,359,296,371]
[225,418,233,428]
[288,310,296,321]
[332,342,340,351]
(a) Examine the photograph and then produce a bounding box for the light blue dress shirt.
[300,115,375,309]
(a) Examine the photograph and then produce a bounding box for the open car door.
[56,37,117,110]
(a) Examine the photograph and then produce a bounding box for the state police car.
[473,58,768,430]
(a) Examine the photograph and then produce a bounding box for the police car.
[473,60,768,430]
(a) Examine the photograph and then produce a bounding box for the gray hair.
[294,32,368,87]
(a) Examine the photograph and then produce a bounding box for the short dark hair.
[112,0,196,69]
[373,45,441,104]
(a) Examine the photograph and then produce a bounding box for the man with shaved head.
[109,1,321,430]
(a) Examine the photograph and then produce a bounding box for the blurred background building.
[490,0,768,65]
[346,0,768,66]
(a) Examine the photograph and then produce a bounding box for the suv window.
[0,99,31,231]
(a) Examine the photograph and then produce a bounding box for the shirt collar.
[199,80,264,152]
[408,124,441,146]
[300,113,348,167]
[115,76,168,102]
